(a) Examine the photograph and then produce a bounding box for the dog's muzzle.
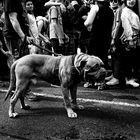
[84,67,106,84]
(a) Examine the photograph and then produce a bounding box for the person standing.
[84,0,114,68]
[84,0,114,87]
[77,0,92,54]
[3,0,39,101]
[120,0,140,87]
[106,0,125,86]
[3,0,34,60]
[25,0,41,54]
[45,0,69,55]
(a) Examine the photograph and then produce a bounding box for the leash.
[31,41,62,56]
[29,28,62,56]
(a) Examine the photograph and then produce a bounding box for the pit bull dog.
[5,53,106,118]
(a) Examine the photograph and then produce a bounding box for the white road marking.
[1,89,140,108]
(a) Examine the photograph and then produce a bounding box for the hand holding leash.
[126,39,136,51]
[26,36,35,44]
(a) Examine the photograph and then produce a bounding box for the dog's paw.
[72,104,84,110]
[21,104,31,110]
[9,112,19,118]
[67,108,77,118]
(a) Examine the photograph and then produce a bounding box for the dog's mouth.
[84,67,106,84]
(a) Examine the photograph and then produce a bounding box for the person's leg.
[124,50,139,87]
[106,52,120,86]
[50,38,59,55]
[132,47,140,81]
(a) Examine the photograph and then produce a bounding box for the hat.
[71,0,78,6]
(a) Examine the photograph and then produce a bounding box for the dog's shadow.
[21,107,65,117]
[19,104,140,123]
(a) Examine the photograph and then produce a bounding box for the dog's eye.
[89,64,100,72]
[84,65,91,71]
[90,67,99,72]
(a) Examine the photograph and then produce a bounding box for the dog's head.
[74,53,106,84]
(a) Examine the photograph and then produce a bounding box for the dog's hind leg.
[9,80,29,118]
[61,86,77,118]
[20,82,31,110]
[20,96,31,110]
[70,85,84,110]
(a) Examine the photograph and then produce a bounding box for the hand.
[87,25,92,32]
[109,39,116,53]
[111,39,115,46]
[26,36,35,44]
[126,40,136,51]
[60,3,66,13]
[129,40,134,45]
[64,34,69,43]
[67,4,73,10]
[82,15,87,20]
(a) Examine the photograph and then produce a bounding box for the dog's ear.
[75,60,87,72]
[92,55,104,66]
[74,53,88,67]
[74,53,89,73]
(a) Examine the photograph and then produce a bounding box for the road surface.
[0,81,140,140]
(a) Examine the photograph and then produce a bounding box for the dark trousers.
[111,43,125,83]
[123,47,140,80]
[50,38,61,55]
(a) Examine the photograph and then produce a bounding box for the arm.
[37,19,44,33]
[9,12,34,44]
[9,12,25,41]
[44,1,61,8]
[84,5,99,28]
[112,7,122,43]
[121,9,133,40]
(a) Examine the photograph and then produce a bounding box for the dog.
[4,53,106,118]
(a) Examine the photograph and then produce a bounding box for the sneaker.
[26,90,39,101]
[106,77,119,86]
[51,84,60,88]
[126,79,139,87]
[105,74,113,81]
[83,82,92,88]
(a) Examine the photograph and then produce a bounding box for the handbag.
[120,34,138,51]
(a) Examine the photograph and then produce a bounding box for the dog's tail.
[4,61,17,101]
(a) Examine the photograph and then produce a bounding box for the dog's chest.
[40,59,61,85]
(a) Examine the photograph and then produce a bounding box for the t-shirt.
[27,13,38,38]
[48,6,65,39]
[3,0,29,39]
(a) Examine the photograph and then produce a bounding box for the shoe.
[106,77,119,86]
[83,82,92,88]
[105,74,113,81]
[26,90,39,101]
[126,79,139,87]
[51,84,60,88]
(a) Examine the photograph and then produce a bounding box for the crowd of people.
[0,0,140,90]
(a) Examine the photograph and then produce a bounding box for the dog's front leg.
[70,85,84,110]
[61,86,77,118]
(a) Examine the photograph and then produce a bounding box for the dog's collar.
[71,54,81,75]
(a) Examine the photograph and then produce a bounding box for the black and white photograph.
[0,0,140,139]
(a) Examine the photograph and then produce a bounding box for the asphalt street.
[0,81,140,140]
